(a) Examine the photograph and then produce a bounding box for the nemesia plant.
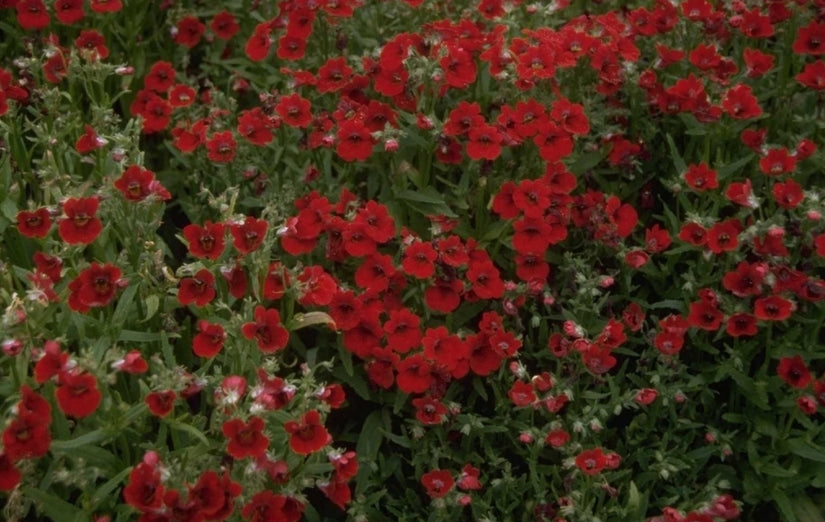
[2,0,825,521]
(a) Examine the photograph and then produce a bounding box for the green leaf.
[50,429,108,451]
[118,330,163,342]
[395,187,457,218]
[791,495,825,522]
[91,466,133,506]
[23,486,90,522]
[665,133,688,174]
[112,282,139,327]
[570,150,604,173]
[773,488,798,522]
[784,438,825,463]
[166,418,210,446]
[143,294,160,322]
[356,410,384,495]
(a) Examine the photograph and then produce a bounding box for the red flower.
[168,83,196,107]
[206,131,237,163]
[16,208,52,238]
[687,300,724,331]
[743,48,774,77]
[319,477,351,511]
[336,119,374,162]
[466,123,502,160]
[75,29,108,60]
[2,413,51,461]
[145,390,176,418]
[412,395,447,425]
[382,308,422,353]
[276,93,312,128]
[284,410,331,455]
[684,162,718,191]
[421,469,454,499]
[242,306,289,353]
[533,122,574,162]
[424,278,463,314]
[68,262,123,312]
[317,57,353,93]
[796,60,825,90]
[245,23,273,61]
[183,221,225,260]
[0,453,21,491]
[721,84,762,119]
[58,196,102,245]
[192,320,226,358]
[467,260,504,299]
[443,101,483,137]
[726,313,758,337]
[777,355,811,389]
[229,216,267,255]
[754,295,794,321]
[545,429,570,448]
[75,124,106,154]
[508,380,536,407]
[210,11,239,40]
[395,354,433,393]
[678,221,708,246]
[114,165,170,202]
[174,16,205,48]
[112,350,149,374]
[706,219,741,254]
[144,61,176,93]
[575,448,607,476]
[261,261,289,300]
[354,254,395,293]
[277,34,307,60]
[298,265,338,306]
[223,416,269,459]
[793,21,825,56]
[90,0,122,13]
[54,0,84,25]
[551,98,589,135]
[16,0,50,30]
[123,453,165,512]
[241,492,303,522]
[178,268,216,307]
[140,96,172,133]
[55,370,102,418]
[402,241,437,279]
[634,388,658,406]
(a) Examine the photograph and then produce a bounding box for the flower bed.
[2,0,825,520]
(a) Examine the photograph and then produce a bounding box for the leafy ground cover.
[2,0,825,520]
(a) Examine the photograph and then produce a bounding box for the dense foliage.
[2,0,825,520]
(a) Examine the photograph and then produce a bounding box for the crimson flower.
[112,350,149,374]
[145,390,177,418]
[90,0,122,13]
[177,268,216,307]
[58,196,102,245]
[336,119,374,162]
[16,208,52,238]
[0,453,21,491]
[777,355,811,389]
[241,306,289,353]
[75,29,108,60]
[721,84,762,119]
[183,221,225,260]
[75,124,105,154]
[122,454,165,512]
[684,162,718,191]
[16,0,50,30]
[241,492,303,522]
[55,370,102,418]
[753,295,794,321]
[284,410,331,455]
[114,165,170,202]
[796,60,825,90]
[575,447,607,476]
[68,262,123,312]
[174,16,205,48]
[210,11,239,40]
[413,395,447,425]
[420,469,454,499]
[222,416,269,459]
[792,20,825,55]
[54,0,84,24]
[726,313,758,337]
[245,22,273,61]
[2,413,51,461]
[206,131,237,163]
[144,61,176,93]
[276,93,313,128]
[192,320,226,358]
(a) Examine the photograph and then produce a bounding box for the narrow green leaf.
[118,330,163,342]
[785,438,825,463]
[23,486,90,522]
[112,283,139,327]
[50,429,108,451]
[91,466,133,506]
[166,418,210,446]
